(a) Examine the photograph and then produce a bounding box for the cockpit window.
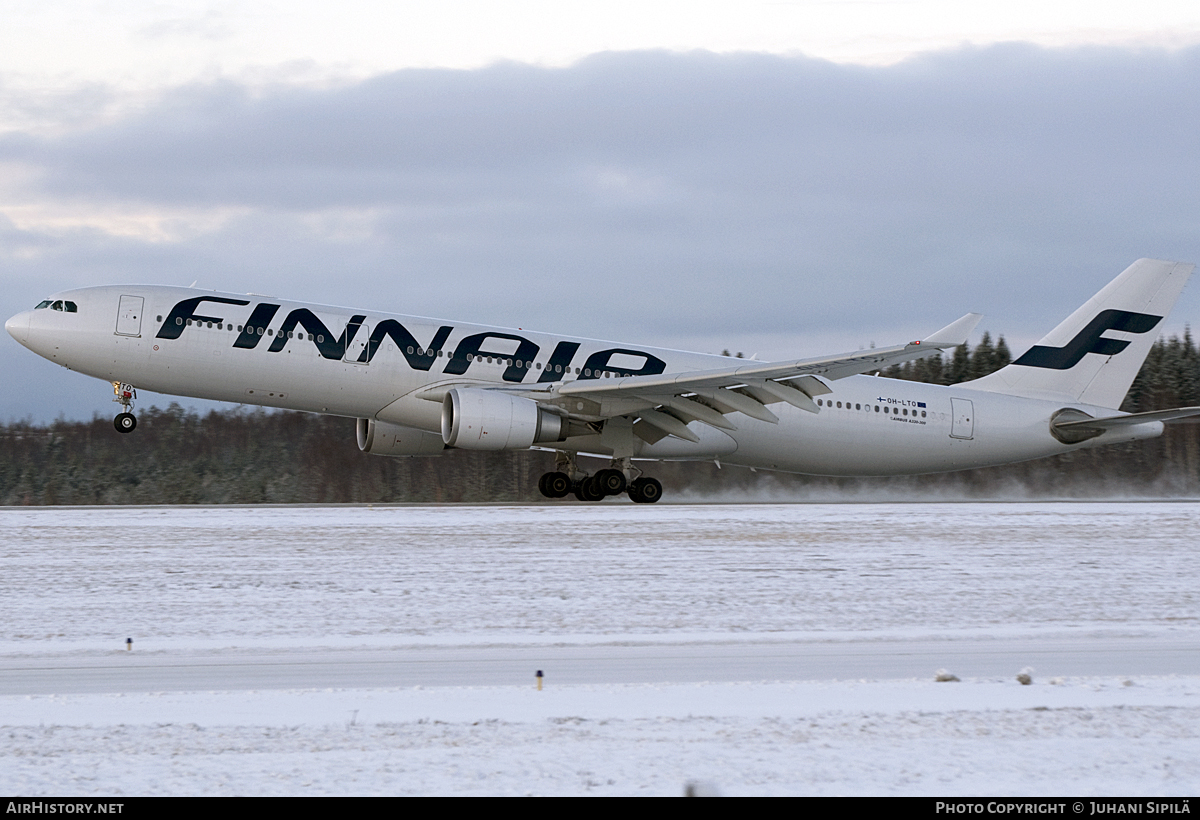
[33,299,78,312]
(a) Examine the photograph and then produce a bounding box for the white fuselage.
[6,284,1160,476]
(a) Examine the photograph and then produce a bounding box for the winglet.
[922,313,983,348]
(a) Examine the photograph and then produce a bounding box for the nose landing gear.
[112,381,138,434]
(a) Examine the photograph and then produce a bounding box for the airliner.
[7,258,1200,502]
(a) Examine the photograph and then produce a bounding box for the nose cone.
[5,311,30,346]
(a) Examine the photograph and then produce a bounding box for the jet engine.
[441,388,566,450]
[356,418,447,456]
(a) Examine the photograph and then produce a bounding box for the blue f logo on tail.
[1013,309,1162,370]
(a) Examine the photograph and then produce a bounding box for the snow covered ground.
[1,502,1198,795]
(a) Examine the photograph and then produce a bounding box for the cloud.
[3,45,1200,420]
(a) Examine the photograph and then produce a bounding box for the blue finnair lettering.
[156,297,668,383]
[267,308,368,360]
[1013,309,1162,370]
[443,332,541,382]
[539,341,581,383]
[580,348,666,379]
[233,303,282,349]
[156,296,250,340]
[360,320,453,369]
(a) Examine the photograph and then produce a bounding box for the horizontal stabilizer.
[1053,406,1200,431]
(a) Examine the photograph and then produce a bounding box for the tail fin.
[961,258,1194,408]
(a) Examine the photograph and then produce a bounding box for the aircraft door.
[115,295,144,336]
[950,398,974,440]
[343,320,372,364]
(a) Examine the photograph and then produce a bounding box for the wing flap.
[653,395,739,430]
[637,408,702,443]
[692,387,780,424]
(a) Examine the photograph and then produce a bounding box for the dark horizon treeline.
[3,331,1198,505]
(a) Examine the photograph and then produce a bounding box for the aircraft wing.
[522,312,982,442]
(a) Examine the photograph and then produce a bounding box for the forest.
[3,331,1198,505]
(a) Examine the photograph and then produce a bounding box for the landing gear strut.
[538,452,662,503]
[112,381,137,434]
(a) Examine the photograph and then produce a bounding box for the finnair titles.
[7,259,1200,502]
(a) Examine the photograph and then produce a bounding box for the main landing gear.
[112,381,137,434]
[538,453,663,503]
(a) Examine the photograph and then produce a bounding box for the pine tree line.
[2,331,1197,504]
[879,331,1014,386]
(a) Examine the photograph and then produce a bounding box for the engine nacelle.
[441,388,565,450]
[357,418,447,456]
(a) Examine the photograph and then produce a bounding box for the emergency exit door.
[950,398,974,440]
[115,295,144,336]
[343,320,372,364]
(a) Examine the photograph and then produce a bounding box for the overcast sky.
[3,2,1200,422]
